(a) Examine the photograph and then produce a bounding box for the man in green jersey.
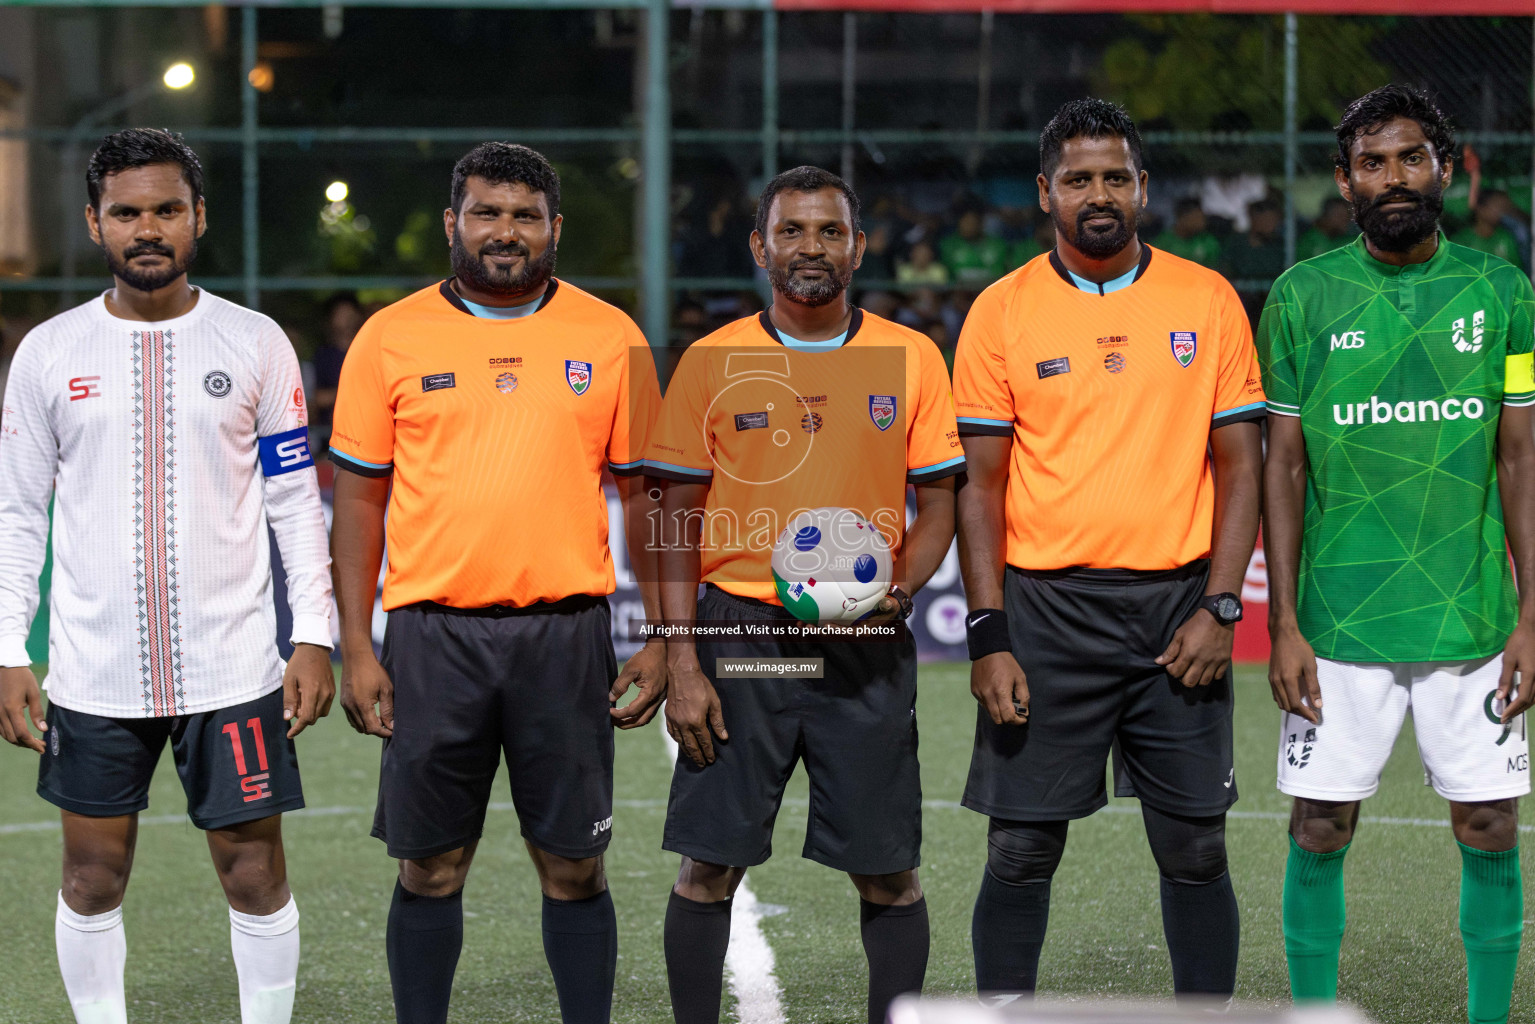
[1259,85,1533,1023]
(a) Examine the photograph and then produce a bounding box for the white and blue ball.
[770,507,893,623]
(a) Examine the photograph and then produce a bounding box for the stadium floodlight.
[886,998,1377,1024]
[162,62,196,90]
[325,181,350,204]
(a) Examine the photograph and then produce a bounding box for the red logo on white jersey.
[68,377,101,401]
[292,386,304,409]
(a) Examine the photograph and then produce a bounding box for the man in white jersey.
[0,130,334,1024]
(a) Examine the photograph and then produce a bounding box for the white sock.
[54,891,128,1024]
[229,896,300,1024]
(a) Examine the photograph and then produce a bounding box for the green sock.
[1459,842,1523,1024]
[1282,834,1349,1002]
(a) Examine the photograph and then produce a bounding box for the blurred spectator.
[311,292,364,447]
[940,209,1009,287]
[1224,196,1286,282]
[1451,189,1524,270]
[1008,215,1055,270]
[1225,196,1286,325]
[896,241,950,286]
[1153,197,1222,268]
[1200,172,1268,232]
[673,299,708,347]
[677,194,755,278]
[1297,197,1356,262]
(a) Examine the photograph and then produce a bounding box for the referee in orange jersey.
[953,100,1265,1000]
[329,143,663,1024]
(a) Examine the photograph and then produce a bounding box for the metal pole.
[60,137,78,306]
[762,7,777,180]
[970,9,993,177]
[1283,11,1298,268]
[242,5,259,309]
[840,12,855,184]
[641,0,670,348]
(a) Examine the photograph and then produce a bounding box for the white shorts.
[1276,655,1530,803]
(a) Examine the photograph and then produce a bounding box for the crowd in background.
[2,180,1531,453]
[673,179,1534,351]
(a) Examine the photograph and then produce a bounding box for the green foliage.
[1097,15,1390,132]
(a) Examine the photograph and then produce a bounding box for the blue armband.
[258,426,314,477]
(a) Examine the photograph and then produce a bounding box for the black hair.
[1174,196,1204,218]
[1250,196,1282,216]
[754,165,861,239]
[450,142,560,217]
[1334,85,1457,172]
[1039,98,1144,180]
[86,128,204,210]
[323,291,361,317]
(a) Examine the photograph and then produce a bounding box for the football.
[770,506,893,623]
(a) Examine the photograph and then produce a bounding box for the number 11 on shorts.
[223,718,273,803]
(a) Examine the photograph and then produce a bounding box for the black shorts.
[663,586,921,876]
[37,688,303,830]
[963,561,1237,821]
[372,597,618,861]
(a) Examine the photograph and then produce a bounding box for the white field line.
[660,726,787,1024]
[2,797,1532,837]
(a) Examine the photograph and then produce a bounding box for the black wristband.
[965,608,1010,661]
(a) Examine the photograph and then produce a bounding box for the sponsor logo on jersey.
[1453,309,1486,354]
[1036,357,1071,379]
[495,371,518,394]
[1170,331,1197,367]
[801,411,824,434]
[1103,352,1126,374]
[1332,394,1486,426]
[203,370,232,398]
[421,372,456,392]
[1096,335,1129,348]
[735,411,769,431]
[1285,728,1315,768]
[1330,330,1366,350]
[67,376,101,401]
[488,356,523,367]
[869,395,897,431]
[566,359,592,396]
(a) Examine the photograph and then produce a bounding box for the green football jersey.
[1258,235,1535,662]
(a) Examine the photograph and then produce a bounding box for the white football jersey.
[0,289,333,717]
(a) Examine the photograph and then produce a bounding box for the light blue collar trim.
[1067,263,1140,295]
[460,295,542,320]
[778,330,848,351]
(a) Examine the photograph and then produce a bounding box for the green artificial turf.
[0,663,1528,1023]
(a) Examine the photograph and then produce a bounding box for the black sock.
[972,868,1051,994]
[386,880,463,1024]
[860,897,929,1024]
[542,890,617,1024]
[664,891,732,1024]
[1159,872,1240,997]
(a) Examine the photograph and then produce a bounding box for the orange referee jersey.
[645,308,964,604]
[953,245,1264,572]
[330,279,660,609]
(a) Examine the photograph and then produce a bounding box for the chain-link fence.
[0,6,1531,370]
